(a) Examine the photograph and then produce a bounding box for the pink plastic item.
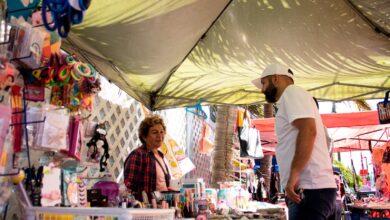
[93,181,119,204]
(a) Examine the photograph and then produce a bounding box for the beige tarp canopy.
[64,0,390,110]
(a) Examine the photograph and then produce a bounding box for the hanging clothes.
[237,109,263,158]
[199,121,214,154]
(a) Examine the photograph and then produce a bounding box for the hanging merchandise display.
[46,55,101,111]
[24,84,45,101]
[62,168,79,207]
[10,85,23,153]
[377,90,390,124]
[0,2,148,219]
[77,178,88,207]
[0,105,11,155]
[24,106,44,149]
[41,109,69,150]
[199,121,215,154]
[0,59,18,91]
[373,145,390,200]
[237,109,264,158]
[86,122,110,172]
[160,135,195,179]
[66,115,83,160]
[8,19,51,69]
[209,105,217,123]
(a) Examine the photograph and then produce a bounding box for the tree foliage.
[333,160,362,188]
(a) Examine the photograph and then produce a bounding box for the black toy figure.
[86,122,110,172]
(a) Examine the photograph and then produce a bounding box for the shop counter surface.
[24,206,175,220]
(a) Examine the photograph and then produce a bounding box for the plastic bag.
[37,109,70,151]
[239,111,263,158]
[199,121,214,154]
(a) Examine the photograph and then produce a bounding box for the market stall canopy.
[253,111,390,153]
[253,111,381,132]
[329,125,389,152]
[64,0,390,110]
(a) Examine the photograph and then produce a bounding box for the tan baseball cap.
[252,63,294,89]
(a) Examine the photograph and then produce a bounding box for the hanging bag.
[239,110,264,158]
[239,110,250,157]
[377,90,390,124]
[199,121,214,154]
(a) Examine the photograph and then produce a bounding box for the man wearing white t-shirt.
[252,64,336,220]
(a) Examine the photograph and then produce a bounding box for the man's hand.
[285,171,301,203]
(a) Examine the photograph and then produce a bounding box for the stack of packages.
[211,106,236,187]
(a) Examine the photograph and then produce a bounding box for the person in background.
[330,168,344,220]
[252,63,337,220]
[123,115,171,201]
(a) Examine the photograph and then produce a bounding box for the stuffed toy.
[0,60,18,91]
[86,122,110,172]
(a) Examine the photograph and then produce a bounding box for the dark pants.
[286,188,337,220]
[328,200,343,220]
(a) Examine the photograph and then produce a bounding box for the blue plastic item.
[185,99,207,119]
[42,0,88,38]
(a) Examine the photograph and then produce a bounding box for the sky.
[318,100,380,114]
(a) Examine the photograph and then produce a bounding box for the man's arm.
[291,118,317,176]
[285,118,317,203]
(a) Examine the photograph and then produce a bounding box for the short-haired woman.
[123,115,171,201]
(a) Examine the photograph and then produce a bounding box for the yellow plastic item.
[42,213,74,220]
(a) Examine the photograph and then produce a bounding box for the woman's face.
[144,124,165,150]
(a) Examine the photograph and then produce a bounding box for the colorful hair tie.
[43,67,55,84]
[32,69,42,80]
[57,65,70,83]
[73,62,91,77]
[86,63,97,82]
[70,69,82,81]
[70,97,80,106]
[51,95,62,106]
[65,56,77,66]
[41,0,58,32]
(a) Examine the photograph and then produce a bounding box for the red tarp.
[253,111,390,154]
[253,111,380,132]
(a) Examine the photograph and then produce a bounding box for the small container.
[151,199,157,209]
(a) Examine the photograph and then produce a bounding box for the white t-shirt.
[275,85,336,189]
